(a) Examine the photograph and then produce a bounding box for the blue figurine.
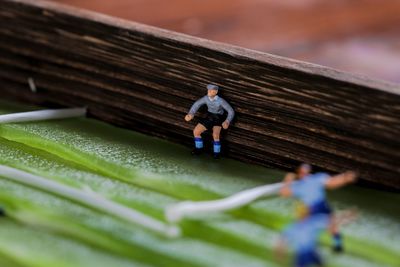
[185,84,235,159]
[280,163,358,252]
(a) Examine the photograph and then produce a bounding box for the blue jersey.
[188,95,235,123]
[283,214,329,253]
[291,172,329,207]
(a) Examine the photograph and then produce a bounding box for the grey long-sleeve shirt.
[188,96,235,123]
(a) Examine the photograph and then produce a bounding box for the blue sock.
[194,137,203,149]
[213,141,221,154]
[333,233,342,247]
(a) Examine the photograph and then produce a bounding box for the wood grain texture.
[1,0,400,189]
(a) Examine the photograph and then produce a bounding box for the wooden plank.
[1,0,399,189]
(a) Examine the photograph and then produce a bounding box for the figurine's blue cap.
[207,84,219,91]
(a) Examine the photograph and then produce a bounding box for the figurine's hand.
[284,173,296,183]
[222,120,230,129]
[344,171,358,183]
[185,114,193,122]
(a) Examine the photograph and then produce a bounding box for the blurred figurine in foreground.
[280,164,358,252]
[276,211,357,267]
[185,84,235,159]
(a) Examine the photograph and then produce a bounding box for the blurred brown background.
[54,0,400,84]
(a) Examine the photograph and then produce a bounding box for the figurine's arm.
[324,171,358,190]
[221,99,235,123]
[279,172,296,197]
[221,99,235,129]
[185,97,206,121]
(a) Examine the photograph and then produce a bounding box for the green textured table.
[0,101,399,267]
[1,0,400,189]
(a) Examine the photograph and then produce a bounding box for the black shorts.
[199,112,225,130]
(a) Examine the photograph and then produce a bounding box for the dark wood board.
[1,0,399,189]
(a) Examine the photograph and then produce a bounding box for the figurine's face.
[296,165,311,179]
[207,89,218,98]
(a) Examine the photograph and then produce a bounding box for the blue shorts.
[309,201,332,216]
[296,250,323,267]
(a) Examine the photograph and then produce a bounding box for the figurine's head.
[207,84,219,98]
[296,163,312,179]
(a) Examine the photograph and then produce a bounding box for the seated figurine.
[184,84,235,159]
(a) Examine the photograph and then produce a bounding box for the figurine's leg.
[192,123,207,155]
[309,201,343,253]
[212,126,222,159]
[329,215,343,253]
[330,208,358,253]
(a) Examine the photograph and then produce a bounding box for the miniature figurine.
[185,84,235,159]
[280,163,358,252]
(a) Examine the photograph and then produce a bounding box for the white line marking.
[0,108,87,123]
[0,165,180,237]
[165,183,283,222]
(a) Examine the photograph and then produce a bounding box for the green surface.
[0,101,399,267]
